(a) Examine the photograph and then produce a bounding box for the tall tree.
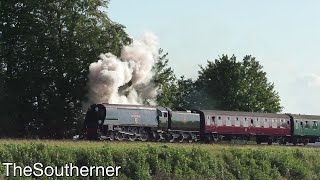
[0,0,131,138]
[197,54,282,113]
[153,49,177,108]
[174,76,198,109]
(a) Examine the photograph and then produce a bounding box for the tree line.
[0,0,282,138]
[154,53,282,113]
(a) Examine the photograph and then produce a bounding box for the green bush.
[1,141,320,179]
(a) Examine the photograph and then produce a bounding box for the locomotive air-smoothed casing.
[169,111,201,132]
[290,114,320,137]
[101,104,168,129]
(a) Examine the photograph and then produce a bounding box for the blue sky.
[108,0,320,114]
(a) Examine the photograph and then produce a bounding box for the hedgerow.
[0,141,320,179]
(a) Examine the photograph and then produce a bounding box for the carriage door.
[296,119,303,136]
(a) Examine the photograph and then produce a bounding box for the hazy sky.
[108,0,320,114]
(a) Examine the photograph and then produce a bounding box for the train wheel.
[256,138,261,144]
[292,139,298,146]
[267,139,272,145]
[115,132,124,141]
[128,136,135,141]
[241,137,248,145]
[139,128,149,142]
[168,132,175,142]
[192,134,198,142]
[187,133,193,143]
[157,132,164,141]
[109,132,115,141]
[204,135,211,143]
[178,136,184,143]
[127,127,137,141]
[303,139,309,146]
[280,139,287,145]
[150,131,158,141]
[281,141,287,145]
[177,132,185,143]
[212,136,219,143]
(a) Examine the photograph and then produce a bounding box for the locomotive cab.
[157,109,169,130]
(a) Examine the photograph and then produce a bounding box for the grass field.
[1,140,320,179]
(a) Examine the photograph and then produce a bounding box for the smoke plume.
[84,32,159,109]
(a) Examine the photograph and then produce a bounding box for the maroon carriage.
[198,110,291,144]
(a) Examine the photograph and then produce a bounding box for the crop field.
[1,140,320,179]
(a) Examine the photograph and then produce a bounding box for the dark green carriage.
[290,114,320,143]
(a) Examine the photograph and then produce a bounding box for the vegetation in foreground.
[0,140,320,179]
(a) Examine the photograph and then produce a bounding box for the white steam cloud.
[84,32,159,108]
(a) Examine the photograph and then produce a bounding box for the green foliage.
[174,76,198,109]
[153,49,178,108]
[197,54,282,112]
[0,0,131,138]
[1,141,320,179]
[152,52,203,110]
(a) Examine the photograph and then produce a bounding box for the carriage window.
[313,121,318,129]
[300,122,303,127]
[280,119,286,128]
[243,117,249,127]
[206,116,210,125]
[251,119,253,124]
[235,117,240,127]
[212,116,216,125]
[272,119,277,128]
[263,119,269,128]
[256,118,261,127]
[163,113,168,117]
[226,117,231,126]
[217,116,223,126]
[305,121,309,128]
[287,121,290,125]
